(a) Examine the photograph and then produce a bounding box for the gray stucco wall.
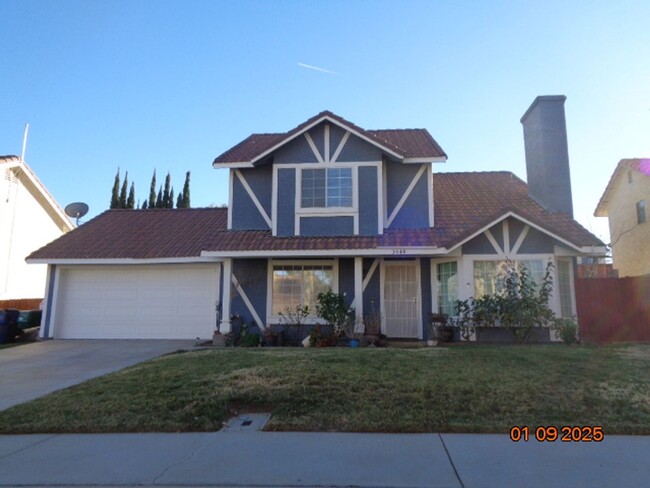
[300,216,354,236]
[362,258,381,322]
[462,222,503,254]
[517,226,559,253]
[231,259,268,334]
[277,168,295,236]
[359,166,379,235]
[385,160,430,229]
[336,133,382,162]
[274,135,319,164]
[338,258,355,309]
[231,173,271,230]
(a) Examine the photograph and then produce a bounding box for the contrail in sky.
[297,62,340,75]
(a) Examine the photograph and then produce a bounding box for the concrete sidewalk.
[1,431,648,487]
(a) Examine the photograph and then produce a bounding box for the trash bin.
[17,310,42,330]
[0,309,20,344]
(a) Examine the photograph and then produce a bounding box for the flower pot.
[349,338,360,348]
[212,332,225,348]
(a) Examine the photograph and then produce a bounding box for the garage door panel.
[54,264,219,339]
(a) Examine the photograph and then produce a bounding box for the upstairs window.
[637,200,646,224]
[301,168,352,208]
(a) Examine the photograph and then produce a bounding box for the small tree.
[179,171,191,208]
[119,171,129,208]
[316,290,355,337]
[127,182,135,209]
[148,170,157,209]
[110,168,120,209]
[162,172,171,208]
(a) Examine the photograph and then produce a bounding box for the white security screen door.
[383,261,420,338]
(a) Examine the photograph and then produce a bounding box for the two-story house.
[595,159,650,277]
[29,97,606,340]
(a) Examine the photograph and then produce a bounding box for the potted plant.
[262,326,278,347]
[429,313,451,344]
[363,307,383,346]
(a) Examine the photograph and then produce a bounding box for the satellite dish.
[64,202,89,225]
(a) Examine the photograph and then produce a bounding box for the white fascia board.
[554,245,608,257]
[26,257,223,265]
[403,156,447,163]
[212,162,255,169]
[15,161,75,231]
[250,115,405,164]
[446,211,593,255]
[201,247,448,258]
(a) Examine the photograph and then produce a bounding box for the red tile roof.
[213,111,447,164]
[28,172,603,261]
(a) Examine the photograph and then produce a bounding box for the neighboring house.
[29,96,606,340]
[1,156,74,301]
[594,159,650,277]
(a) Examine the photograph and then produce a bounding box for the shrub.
[239,323,260,347]
[553,317,579,345]
[316,290,355,338]
[453,260,556,343]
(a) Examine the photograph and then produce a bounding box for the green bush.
[554,318,578,345]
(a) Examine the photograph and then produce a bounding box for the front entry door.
[383,261,421,338]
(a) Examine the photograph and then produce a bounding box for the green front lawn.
[1,345,649,434]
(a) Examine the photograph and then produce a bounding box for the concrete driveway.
[0,340,193,411]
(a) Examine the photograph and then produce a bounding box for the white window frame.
[556,258,576,318]
[300,167,353,209]
[266,259,339,324]
[431,259,460,317]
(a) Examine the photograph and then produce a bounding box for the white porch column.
[354,257,364,331]
[220,259,233,333]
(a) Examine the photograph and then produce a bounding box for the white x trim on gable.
[250,114,405,165]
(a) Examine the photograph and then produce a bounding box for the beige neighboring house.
[1,155,74,300]
[595,158,650,277]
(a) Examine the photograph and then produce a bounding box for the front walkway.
[0,431,647,487]
[0,340,193,411]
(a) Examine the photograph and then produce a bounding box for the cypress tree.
[181,171,191,208]
[162,172,171,208]
[141,200,148,210]
[127,182,135,209]
[148,170,157,209]
[110,168,120,209]
[119,171,129,208]
[169,188,174,209]
[156,187,163,208]
[176,193,183,208]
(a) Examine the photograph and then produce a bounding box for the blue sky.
[2,0,649,243]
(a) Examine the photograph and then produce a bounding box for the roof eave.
[446,211,603,255]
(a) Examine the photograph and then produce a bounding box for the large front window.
[272,264,334,315]
[473,260,545,297]
[301,168,352,208]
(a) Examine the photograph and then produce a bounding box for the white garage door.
[54,264,220,339]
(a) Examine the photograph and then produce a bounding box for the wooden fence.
[575,276,650,344]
